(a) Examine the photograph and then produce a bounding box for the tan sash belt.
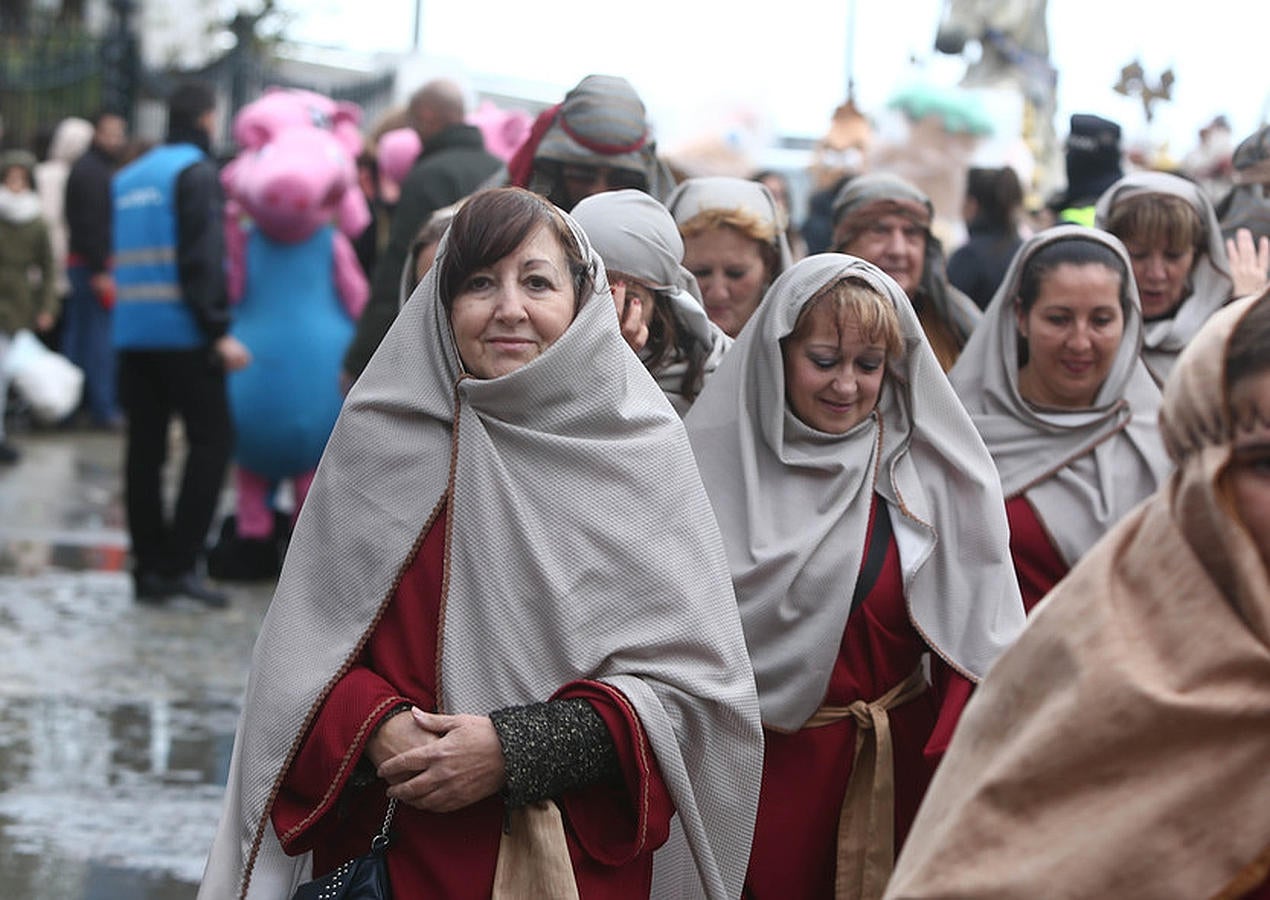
[491,799,581,899]
[803,664,928,900]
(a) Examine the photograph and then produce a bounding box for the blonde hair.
[788,277,904,362]
[679,207,782,283]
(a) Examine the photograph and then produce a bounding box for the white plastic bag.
[1,329,84,424]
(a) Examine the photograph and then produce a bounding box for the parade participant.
[571,188,731,414]
[199,187,762,900]
[684,254,1025,899]
[947,165,1024,310]
[33,116,92,320]
[506,73,676,211]
[1096,170,1237,384]
[668,176,792,339]
[1217,123,1270,245]
[831,173,981,370]
[885,291,1270,900]
[949,226,1171,611]
[0,151,58,464]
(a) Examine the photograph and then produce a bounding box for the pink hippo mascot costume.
[210,95,369,579]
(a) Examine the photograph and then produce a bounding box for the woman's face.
[684,227,770,338]
[1226,368,1270,572]
[1016,262,1125,409]
[1122,237,1195,320]
[448,226,576,379]
[782,302,887,434]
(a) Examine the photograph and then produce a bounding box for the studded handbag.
[290,798,396,900]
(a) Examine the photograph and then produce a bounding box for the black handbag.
[291,798,397,900]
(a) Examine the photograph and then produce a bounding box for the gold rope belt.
[803,664,928,900]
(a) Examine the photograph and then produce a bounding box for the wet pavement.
[0,426,275,899]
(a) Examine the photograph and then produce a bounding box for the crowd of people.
[0,71,1267,899]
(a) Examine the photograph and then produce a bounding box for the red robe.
[271,507,675,898]
[744,498,975,899]
[1005,495,1069,614]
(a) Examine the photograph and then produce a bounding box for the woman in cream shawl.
[684,253,1024,899]
[199,187,762,899]
[571,188,731,415]
[886,291,1270,900]
[949,225,1172,611]
[668,176,793,339]
[1095,170,1236,384]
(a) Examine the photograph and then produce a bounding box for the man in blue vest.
[112,81,250,607]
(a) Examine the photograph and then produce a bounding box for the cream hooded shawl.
[886,293,1270,900]
[949,225,1173,567]
[683,253,1025,731]
[199,210,762,899]
[666,176,795,275]
[1095,170,1235,384]
[570,188,732,415]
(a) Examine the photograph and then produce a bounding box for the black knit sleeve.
[489,698,622,809]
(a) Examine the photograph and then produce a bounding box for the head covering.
[569,188,731,414]
[507,74,676,203]
[949,225,1172,566]
[47,117,93,165]
[1050,113,1124,212]
[1218,125,1270,243]
[1095,170,1235,384]
[201,199,762,899]
[886,294,1270,900]
[666,175,795,274]
[0,149,37,181]
[683,253,1025,731]
[831,173,982,356]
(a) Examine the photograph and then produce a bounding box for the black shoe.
[0,442,19,465]
[133,571,171,605]
[163,573,228,608]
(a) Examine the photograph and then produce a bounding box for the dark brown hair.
[437,187,594,309]
[1105,192,1206,257]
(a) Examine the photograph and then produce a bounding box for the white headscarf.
[570,188,731,415]
[684,253,1025,731]
[667,176,795,274]
[200,195,762,900]
[949,225,1172,566]
[1095,170,1235,384]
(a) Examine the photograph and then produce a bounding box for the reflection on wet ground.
[0,428,274,898]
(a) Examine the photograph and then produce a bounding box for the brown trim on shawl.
[1214,844,1270,900]
[239,494,449,899]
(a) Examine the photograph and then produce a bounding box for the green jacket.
[0,189,57,335]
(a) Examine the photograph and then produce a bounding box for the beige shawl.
[570,188,731,416]
[1095,170,1235,384]
[949,225,1172,566]
[199,211,763,899]
[683,253,1025,732]
[886,294,1270,900]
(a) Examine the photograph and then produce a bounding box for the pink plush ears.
[377,127,423,186]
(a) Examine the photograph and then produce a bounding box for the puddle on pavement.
[0,568,274,898]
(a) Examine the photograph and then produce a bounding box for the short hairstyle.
[1226,291,1270,388]
[1104,193,1206,256]
[409,79,466,126]
[678,207,782,283]
[167,81,216,135]
[786,276,905,363]
[437,187,593,310]
[1017,238,1130,316]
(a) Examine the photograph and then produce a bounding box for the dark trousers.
[118,348,233,576]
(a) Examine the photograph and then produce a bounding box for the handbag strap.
[371,798,398,851]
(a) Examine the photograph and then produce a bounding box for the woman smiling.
[950,225,1173,611]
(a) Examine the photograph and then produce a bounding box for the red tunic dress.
[271,507,675,898]
[1005,495,1070,613]
[744,499,974,899]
